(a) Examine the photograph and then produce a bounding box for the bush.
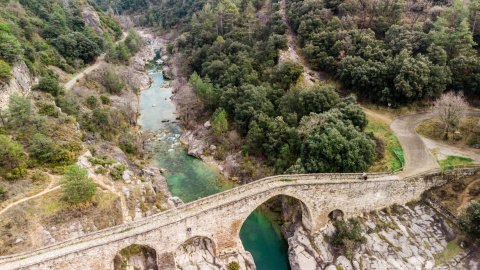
[105,68,125,94]
[229,262,240,270]
[110,164,126,180]
[374,136,385,161]
[55,94,80,117]
[0,184,6,195]
[35,74,62,96]
[39,103,59,117]
[0,60,13,83]
[467,134,480,146]
[0,135,27,179]
[330,218,364,248]
[469,182,480,196]
[86,95,98,108]
[458,201,480,242]
[61,165,97,203]
[100,94,110,105]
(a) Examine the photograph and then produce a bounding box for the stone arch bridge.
[0,170,462,270]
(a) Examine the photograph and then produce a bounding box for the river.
[137,51,290,270]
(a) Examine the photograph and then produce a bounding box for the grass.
[434,239,464,266]
[417,117,480,147]
[437,155,473,168]
[366,115,404,172]
[70,73,78,80]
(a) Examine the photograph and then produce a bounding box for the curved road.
[391,110,480,178]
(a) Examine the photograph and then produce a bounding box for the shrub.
[0,184,6,195]
[39,103,59,117]
[100,94,110,105]
[467,134,480,146]
[330,218,364,248]
[31,169,48,182]
[0,135,27,179]
[229,262,240,270]
[110,164,126,180]
[61,165,97,203]
[94,166,106,174]
[0,60,13,83]
[105,68,125,94]
[35,74,62,96]
[86,95,98,108]
[458,201,480,242]
[374,136,385,161]
[469,182,480,197]
[55,94,80,117]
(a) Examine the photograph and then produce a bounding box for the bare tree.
[433,92,468,139]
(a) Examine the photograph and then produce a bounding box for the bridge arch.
[238,192,313,237]
[112,242,159,270]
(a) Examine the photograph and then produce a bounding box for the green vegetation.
[61,164,97,203]
[458,201,480,241]
[229,261,240,270]
[437,155,473,168]
[434,239,464,266]
[0,135,27,179]
[287,0,480,105]
[366,116,404,172]
[110,164,126,180]
[0,60,13,83]
[330,218,364,252]
[417,117,480,147]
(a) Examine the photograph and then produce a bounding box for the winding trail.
[0,175,61,216]
[278,0,327,85]
[64,32,127,91]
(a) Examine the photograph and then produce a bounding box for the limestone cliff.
[287,204,479,270]
[0,61,37,110]
[82,6,103,34]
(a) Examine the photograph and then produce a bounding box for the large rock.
[0,61,37,109]
[82,7,103,34]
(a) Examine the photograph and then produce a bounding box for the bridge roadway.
[0,171,452,269]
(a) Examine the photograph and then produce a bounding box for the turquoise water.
[240,209,291,270]
[138,51,290,269]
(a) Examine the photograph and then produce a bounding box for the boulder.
[167,197,184,208]
[335,256,353,270]
[82,7,103,34]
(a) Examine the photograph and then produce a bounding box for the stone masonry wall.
[0,169,475,270]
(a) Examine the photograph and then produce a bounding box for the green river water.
[137,54,290,270]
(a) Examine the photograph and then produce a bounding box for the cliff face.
[82,6,103,34]
[0,61,37,109]
[287,204,479,270]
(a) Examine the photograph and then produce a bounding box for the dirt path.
[278,0,328,85]
[457,178,480,214]
[0,174,61,216]
[363,108,393,124]
[64,32,127,91]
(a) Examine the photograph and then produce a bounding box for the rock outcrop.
[174,236,256,270]
[82,7,103,34]
[287,204,479,270]
[0,61,37,109]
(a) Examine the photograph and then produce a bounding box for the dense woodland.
[0,0,144,183]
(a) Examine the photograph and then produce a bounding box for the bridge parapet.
[0,169,478,269]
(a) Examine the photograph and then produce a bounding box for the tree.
[433,92,468,139]
[458,200,480,241]
[7,93,33,129]
[0,60,13,83]
[212,109,228,137]
[105,68,125,94]
[300,116,375,173]
[30,133,56,163]
[0,135,27,179]
[0,33,23,62]
[35,74,62,96]
[61,164,97,203]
